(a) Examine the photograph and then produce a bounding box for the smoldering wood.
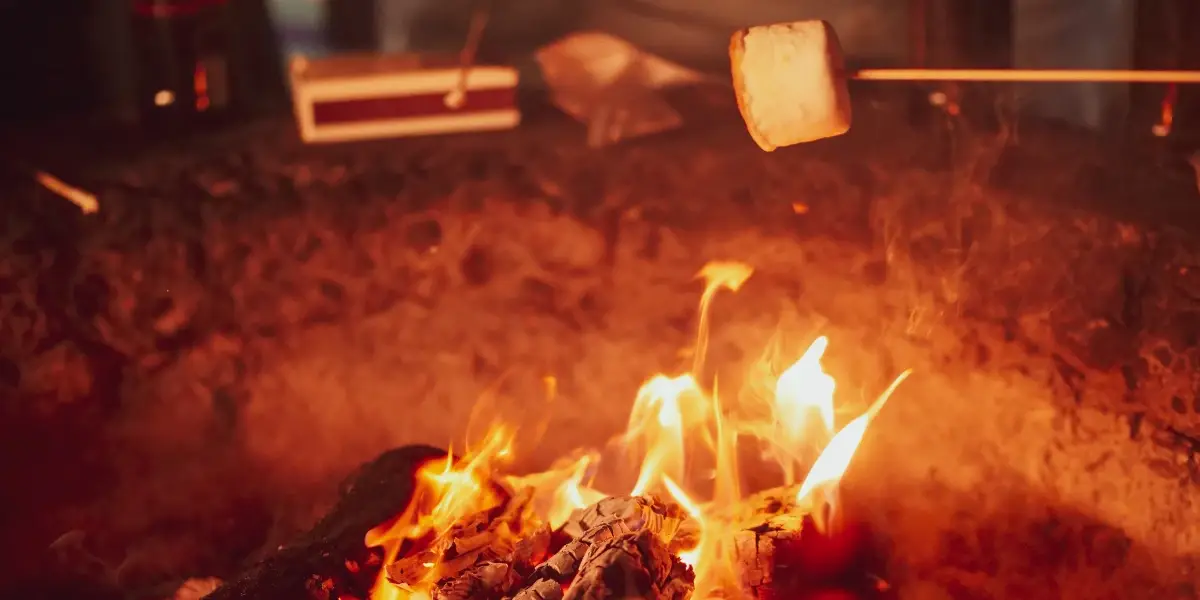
[511,523,553,569]
[562,495,688,547]
[385,485,540,587]
[562,528,693,600]
[204,445,445,600]
[515,515,653,598]
[429,522,552,600]
[727,488,879,599]
[434,561,521,600]
[732,513,807,598]
[507,495,696,600]
[528,539,589,584]
[510,577,564,600]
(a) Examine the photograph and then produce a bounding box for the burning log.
[563,529,693,600]
[435,562,521,600]
[508,496,694,600]
[385,485,543,594]
[511,577,564,600]
[729,489,877,600]
[562,495,690,550]
[426,524,553,600]
[204,445,445,600]
[379,488,695,600]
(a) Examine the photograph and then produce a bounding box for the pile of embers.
[283,261,902,600]
[311,478,885,600]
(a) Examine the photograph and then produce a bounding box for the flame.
[504,452,606,529]
[365,426,515,600]
[367,260,910,600]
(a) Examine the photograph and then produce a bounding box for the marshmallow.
[730,20,852,151]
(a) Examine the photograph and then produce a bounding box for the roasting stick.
[444,0,493,109]
[851,68,1200,84]
[729,20,1200,151]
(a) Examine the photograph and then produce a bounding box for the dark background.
[0,0,1197,134]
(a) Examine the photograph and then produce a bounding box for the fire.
[364,427,515,600]
[365,260,910,599]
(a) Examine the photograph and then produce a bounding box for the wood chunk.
[530,540,589,583]
[658,562,695,600]
[434,561,521,600]
[562,495,686,545]
[200,445,446,600]
[732,511,869,599]
[578,516,638,544]
[385,484,539,586]
[734,513,806,598]
[562,528,693,600]
[511,523,553,571]
[510,578,565,600]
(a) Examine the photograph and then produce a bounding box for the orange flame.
[365,427,514,600]
[366,260,910,599]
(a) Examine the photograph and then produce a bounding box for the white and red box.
[288,53,521,143]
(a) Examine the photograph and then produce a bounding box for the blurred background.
[0,0,1195,137]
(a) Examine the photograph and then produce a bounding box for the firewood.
[433,561,521,600]
[202,445,446,600]
[733,512,807,599]
[428,522,552,600]
[562,495,687,546]
[510,523,553,572]
[510,577,565,600]
[562,528,692,600]
[528,539,589,584]
[732,509,871,599]
[530,496,684,587]
[513,497,690,600]
[386,484,539,587]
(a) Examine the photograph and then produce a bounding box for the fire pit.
[4,85,1200,600]
[326,260,907,600]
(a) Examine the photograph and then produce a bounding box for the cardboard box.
[289,53,520,143]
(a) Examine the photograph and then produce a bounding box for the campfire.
[347,261,908,600]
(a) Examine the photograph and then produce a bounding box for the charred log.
[386,485,543,589]
[562,495,690,550]
[562,528,692,600]
[511,577,564,600]
[434,561,521,600]
[427,516,552,600]
[527,539,589,585]
[205,445,444,600]
[731,492,879,600]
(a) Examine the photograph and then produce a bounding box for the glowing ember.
[364,260,910,599]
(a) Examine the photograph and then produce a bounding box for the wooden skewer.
[853,68,1200,84]
[444,0,493,109]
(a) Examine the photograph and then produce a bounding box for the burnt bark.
[205,444,444,600]
[729,490,881,600]
[562,528,692,600]
[384,485,550,598]
[561,495,690,548]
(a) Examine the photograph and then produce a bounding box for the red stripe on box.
[311,88,517,126]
